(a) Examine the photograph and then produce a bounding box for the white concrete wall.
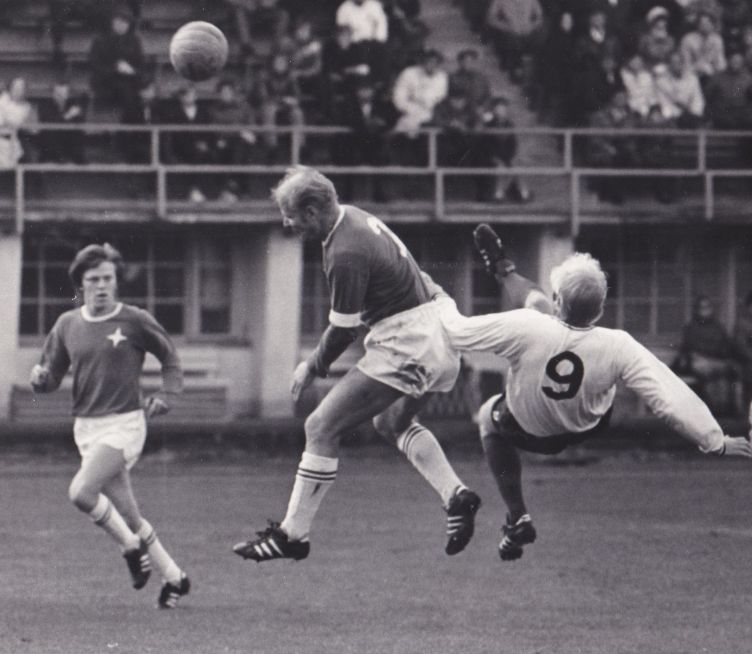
[0,233,22,418]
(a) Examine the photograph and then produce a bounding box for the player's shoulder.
[53,307,81,329]
[119,303,159,325]
[327,206,376,255]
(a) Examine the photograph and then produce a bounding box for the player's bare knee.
[372,413,397,441]
[68,475,97,511]
[303,410,338,451]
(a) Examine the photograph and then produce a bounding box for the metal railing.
[2,123,751,234]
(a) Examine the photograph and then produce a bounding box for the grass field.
[1,442,751,654]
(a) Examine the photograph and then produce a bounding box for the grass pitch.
[1,443,751,654]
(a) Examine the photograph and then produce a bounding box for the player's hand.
[29,364,49,390]
[290,361,315,402]
[144,394,170,419]
[720,435,752,458]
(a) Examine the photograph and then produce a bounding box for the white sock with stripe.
[280,451,338,541]
[137,518,182,585]
[396,423,465,507]
[88,494,140,552]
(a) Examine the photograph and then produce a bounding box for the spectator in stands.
[705,50,752,128]
[571,44,624,126]
[449,49,491,115]
[0,77,38,168]
[37,80,87,164]
[290,19,324,117]
[321,25,371,120]
[586,89,640,203]
[256,52,305,158]
[638,103,677,202]
[382,0,429,73]
[392,49,448,136]
[719,0,752,52]
[432,88,479,166]
[88,5,144,114]
[120,78,162,164]
[638,6,676,69]
[336,0,389,82]
[162,85,213,202]
[675,295,739,414]
[680,10,726,85]
[621,53,659,117]
[537,9,576,125]
[227,0,290,62]
[655,49,705,126]
[743,25,752,72]
[733,291,752,407]
[574,9,619,69]
[485,0,544,85]
[476,96,532,203]
[210,78,260,201]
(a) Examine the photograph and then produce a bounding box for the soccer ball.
[169,21,228,82]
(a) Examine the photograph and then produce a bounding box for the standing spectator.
[476,96,532,203]
[705,50,752,128]
[655,49,705,126]
[336,0,389,82]
[0,77,38,168]
[449,49,491,115]
[586,90,640,204]
[485,0,544,84]
[719,0,752,52]
[37,80,87,164]
[733,291,752,408]
[392,49,448,135]
[321,25,371,121]
[120,79,162,164]
[537,9,577,124]
[162,85,213,202]
[88,5,144,113]
[227,0,290,63]
[290,19,324,116]
[571,46,624,126]
[573,9,619,69]
[680,10,726,85]
[621,52,659,117]
[638,6,676,69]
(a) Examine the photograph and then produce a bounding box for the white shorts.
[73,409,147,471]
[357,300,461,398]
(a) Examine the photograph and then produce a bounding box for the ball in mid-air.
[169,21,228,82]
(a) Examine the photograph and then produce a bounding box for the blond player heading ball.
[30,244,190,608]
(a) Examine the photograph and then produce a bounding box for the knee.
[477,395,500,440]
[372,412,398,441]
[68,475,98,512]
[304,410,338,452]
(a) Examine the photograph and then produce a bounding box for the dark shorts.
[488,394,612,455]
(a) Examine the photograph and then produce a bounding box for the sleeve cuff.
[329,310,361,328]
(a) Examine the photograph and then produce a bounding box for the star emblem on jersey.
[107,327,127,348]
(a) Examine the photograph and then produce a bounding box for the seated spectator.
[392,49,448,136]
[586,89,640,204]
[573,9,620,70]
[161,85,213,202]
[382,0,429,73]
[705,50,752,128]
[88,5,144,113]
[638,6,676,69]
[290,19,324,115]
[321,25,371,120]
[485,0,544,85]
[638,103,676,202]
[733,291,752,408]
[476,96,532,203]
[37,80,87,163]
[120,78,162,163]
[655,49,705,126]
[679,10,725,85]
[432,89,479,166]
[621,53,659,117]
[719,0,752,52]
[571,45,624,126]
[0,77,38,168]
[675,295,739,414]
[536,9,576,125]
[449,49,491,114]
[255,52,305,158]
[227,0,290,62]
[336,0,389,83]
[210,78,260,201]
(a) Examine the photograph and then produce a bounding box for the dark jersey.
[322,205,430,327]
[36,303,183,417]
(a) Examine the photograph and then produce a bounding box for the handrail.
[4,123,751,235]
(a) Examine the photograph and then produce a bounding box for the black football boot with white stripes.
[157,572,191,609]
[498,514,537,561]
[123,538,151,589]
[445,487,482,555]
[233,521,310,562]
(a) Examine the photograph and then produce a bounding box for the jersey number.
[542,351,584,400]
[367,216,407,257]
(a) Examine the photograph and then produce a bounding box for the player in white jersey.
[438,224,752,561]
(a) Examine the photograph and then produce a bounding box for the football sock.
[280,451,338,541]
[137,519,182,585]
[396,422,465,507]
[89,494,140,552]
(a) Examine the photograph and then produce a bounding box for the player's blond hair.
[271,166,338,215]
[550,253,607,327]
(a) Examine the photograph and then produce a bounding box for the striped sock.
[88,494,140,552]
[397,422,465,507]
[280,451,338,541]
[137,519,182,585]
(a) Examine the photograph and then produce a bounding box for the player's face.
[281,205,325,240]
[81,261,118,315]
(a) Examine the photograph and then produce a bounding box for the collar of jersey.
[322,205,346,247]
[556,317,594,331]
[81,302,123,323]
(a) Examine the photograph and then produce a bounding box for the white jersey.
[438,301,724,454]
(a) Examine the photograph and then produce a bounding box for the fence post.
[156,166,167,219]
[570,170,580,237]
[291,128,301,165]
[704,172,713,221]
[563,129,573,169]
[14,166,24,234]
[150,127,159,166]
[428,129,437,169]
[697,130,706,172]
[435,169,444,220]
